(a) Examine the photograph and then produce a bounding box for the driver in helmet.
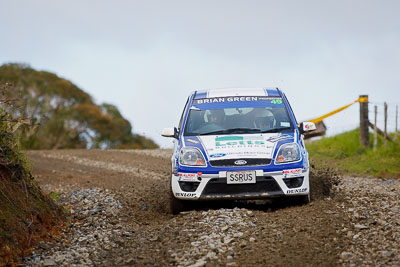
[257,116,274,129]
[254,109,275,130]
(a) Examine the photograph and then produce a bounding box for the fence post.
[384,102,388,147]
[396,105,398,140]
[359,95,369,147]
[373,105,378,151]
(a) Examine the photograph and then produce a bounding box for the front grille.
[209,158,271,167]
[202,176,282,196]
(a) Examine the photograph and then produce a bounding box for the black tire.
[295,192,310,205]
[284,193,310,207]
[168,180,190,214]
[169,191,185,215]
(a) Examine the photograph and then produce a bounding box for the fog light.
[283,177,304,188]
[178,181,200,192]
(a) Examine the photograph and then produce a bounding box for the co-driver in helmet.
[208,109,224,126]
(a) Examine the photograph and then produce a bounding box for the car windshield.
[183,106,293,136]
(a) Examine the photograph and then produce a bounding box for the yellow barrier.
[308,96,368,124]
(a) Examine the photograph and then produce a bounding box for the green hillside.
[0,63,158,149]
[307,129,400,178]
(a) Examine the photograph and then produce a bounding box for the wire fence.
[367,102,399,134]
[308,97,399,144]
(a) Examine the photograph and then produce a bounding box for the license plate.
[227,171,256,184]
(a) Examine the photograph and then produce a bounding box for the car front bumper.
[171,169,310,200]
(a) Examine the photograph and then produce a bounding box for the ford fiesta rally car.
[162,88,316,214]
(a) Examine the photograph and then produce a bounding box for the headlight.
[275,143,301,164]
[179,147,206,166]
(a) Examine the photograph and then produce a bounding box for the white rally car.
[162,88,316,214]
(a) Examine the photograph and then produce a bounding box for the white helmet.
[254,109,275,129]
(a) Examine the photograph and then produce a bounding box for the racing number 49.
[270,99,283,104]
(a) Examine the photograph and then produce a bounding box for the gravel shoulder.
[20,149,400,266]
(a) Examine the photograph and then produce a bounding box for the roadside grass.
[49,192,60,202]
[307,129,400,179]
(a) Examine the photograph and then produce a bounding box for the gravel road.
[20,149,400,266]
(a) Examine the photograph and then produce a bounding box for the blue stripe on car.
[194,92,207,99]
[266,89,280,97]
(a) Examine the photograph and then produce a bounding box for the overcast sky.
[1,0,399,147]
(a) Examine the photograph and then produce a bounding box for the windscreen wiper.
[200,128,262,135]
[259,127,291,133]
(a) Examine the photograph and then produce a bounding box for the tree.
[0,63,158,149]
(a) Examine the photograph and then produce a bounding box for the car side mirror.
[299,122,316,134]
[162,127,179,139]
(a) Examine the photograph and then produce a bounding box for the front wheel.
[169,191,186,215]
[285,193,310,206]
[169,181,190,214]
[296,193,310,205]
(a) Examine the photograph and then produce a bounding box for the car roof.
[193,87,280,99]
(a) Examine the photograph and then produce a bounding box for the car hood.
[195,133,294,160]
